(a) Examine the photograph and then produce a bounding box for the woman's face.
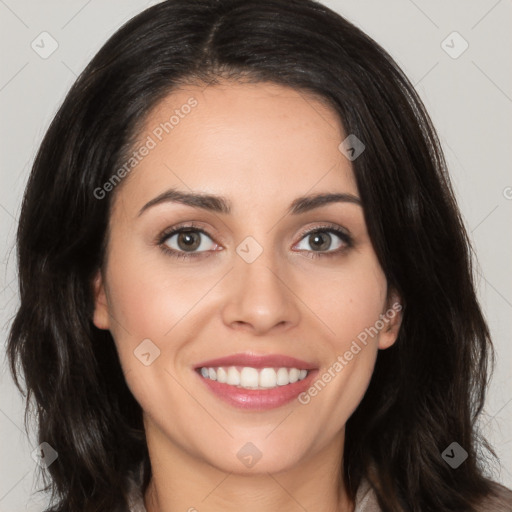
[93,81,401,475]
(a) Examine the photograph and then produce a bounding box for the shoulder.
[353,478,512,512]
[124,472,512,512]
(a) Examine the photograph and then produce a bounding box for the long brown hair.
[7,0,504,510]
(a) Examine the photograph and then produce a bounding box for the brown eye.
[174,230,202,251]
[307,232,332,251]
[162,228,217,254]
[294,227,351,255]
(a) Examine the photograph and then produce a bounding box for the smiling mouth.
[196,365,309,390]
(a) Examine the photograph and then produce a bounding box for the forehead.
[112,80,359,216]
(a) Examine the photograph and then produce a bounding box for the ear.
[377,288,403,350]
[92,269,110,330]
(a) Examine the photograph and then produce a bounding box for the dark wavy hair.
[6,0,509,511]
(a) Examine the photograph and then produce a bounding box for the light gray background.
[1,0,511,509]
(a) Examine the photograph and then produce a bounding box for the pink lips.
[193,352,319,411]
[193,352,317,371]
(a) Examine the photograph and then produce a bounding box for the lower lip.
[194,369,319,410]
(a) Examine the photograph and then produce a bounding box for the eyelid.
[156,221,219,245]
[156,221,353,259]
[294,222,351,242]
[292,223,353,255]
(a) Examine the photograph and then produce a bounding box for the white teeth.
[289,368,300,383]
[240,367,259,388]
[259,368,277,388]
[198,366,310,389]
[216,367,227,383]
[276,367,290,386]
[226,366,240,386]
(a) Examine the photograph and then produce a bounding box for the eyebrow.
[137,187,362,217]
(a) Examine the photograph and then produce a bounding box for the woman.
[7,0,512,511]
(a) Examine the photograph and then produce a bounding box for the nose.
[220,246,301,335]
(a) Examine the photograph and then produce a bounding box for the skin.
[92,80,402,512]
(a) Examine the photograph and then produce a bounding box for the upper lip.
[194,352,318,370]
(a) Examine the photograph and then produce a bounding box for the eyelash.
[156,222,353,261]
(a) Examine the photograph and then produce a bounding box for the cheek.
[104,243,205,338]
[307,255,387,346]
[300,262,385,427]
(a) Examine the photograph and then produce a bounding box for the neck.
[142,418,354,512]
